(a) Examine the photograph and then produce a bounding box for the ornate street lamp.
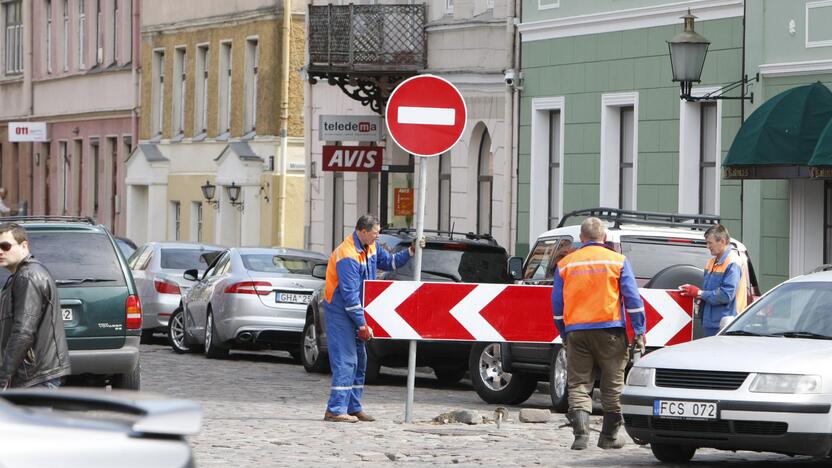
[226,182,244,212]
[667,10,756,101]
[200,180,218,209]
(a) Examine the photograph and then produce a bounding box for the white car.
[623,269,832,462]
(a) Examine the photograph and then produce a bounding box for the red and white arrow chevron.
[363,280,694,345]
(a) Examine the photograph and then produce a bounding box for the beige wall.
[261,173,305,248]
[166,174,218,244]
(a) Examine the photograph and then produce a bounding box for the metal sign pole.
[405,156,428,423]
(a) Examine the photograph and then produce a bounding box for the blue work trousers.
[703,326,721,337]
[325,304,366,415]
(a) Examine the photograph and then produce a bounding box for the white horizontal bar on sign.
[398,106,455,126]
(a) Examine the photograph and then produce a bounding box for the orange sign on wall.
[394,188,414,216]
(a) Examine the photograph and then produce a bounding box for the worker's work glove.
[409,236,427,255]
[358,325,374,342]
[679,284,701,298]
[633,334,646,355]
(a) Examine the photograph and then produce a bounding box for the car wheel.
[204,311,229,359]
[469,342,537,405]
[111,361,141,390]
[433,366,467,385]
[363,351,382,384]
[301,319,330,373]
[549,346,569,413]
[650,443,696,463]
[168,308,191,354]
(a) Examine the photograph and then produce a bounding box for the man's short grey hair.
[356,214,381,231]
[580,217,606,242]
[705,224,731,243]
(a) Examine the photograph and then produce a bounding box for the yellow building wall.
[260,173,306,248]
[165,175,217,244]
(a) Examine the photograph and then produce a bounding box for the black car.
[300,229,513,384]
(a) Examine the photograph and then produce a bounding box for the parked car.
[477,208,760,409]
[170,247,327,359]
[0,388,200,467]
[301,230,513,384]
[0,216,143,389]
[622,268,832,462]
[128,242,224,340]
[114,236,138,260]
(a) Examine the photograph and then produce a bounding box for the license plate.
[275,292,311,305]
[654,400,717,419]
[62,308,73,321]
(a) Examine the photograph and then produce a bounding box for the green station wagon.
[0,217,142,389]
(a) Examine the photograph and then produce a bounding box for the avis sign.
[322,145,383,172]
[9,122,47,142]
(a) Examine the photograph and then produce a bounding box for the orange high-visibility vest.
[557,245,627,328]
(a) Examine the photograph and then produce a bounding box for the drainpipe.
[24,0,33,208]
[132,0,140,150]
[277,0,292,246]
[502,0,516,252]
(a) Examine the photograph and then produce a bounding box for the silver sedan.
[170,247,327,359]
[623,269,832,462]
[129,242,223,338]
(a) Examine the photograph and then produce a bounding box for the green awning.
[809,118,832,174]
[724,83,832,178]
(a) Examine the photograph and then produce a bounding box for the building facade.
[128,0,306,248]
[303,0,519,253]
[0,0,138,234]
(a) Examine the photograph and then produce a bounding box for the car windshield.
[241,254,317,275]
[0,231,125,287]
[160,248,222,270]
[723,281,832,338]
[620,236,713,280]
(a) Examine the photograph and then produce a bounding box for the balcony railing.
[307,4,426,73]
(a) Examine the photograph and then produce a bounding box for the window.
[78,0,86,69]
[548,110,561,229]
[92,140,100,217]
[112,0,118,63]
[95,0,101,64]
[195,44,209,135]
[123,0,131,62]
[173,47,186,135]
[244,39,259,133]
[477,130,492,235]
[438,153,451,232]
[46,0,53,73]
[486,0,494,9]
[62,0,68,71]
[219,41,232,135]
[445,0,453,14]
[332,172,344,250]
[170,201,181,240]
[699,102,718,214]
[367,172,379,216]
[107,136,117,228]
[523,237,574,281]
[60,141,68,214]
[619,106,635,210]
[191,201,203,242]
[74,139,83,215]
[152,49,165,136]
[5,0,22,74]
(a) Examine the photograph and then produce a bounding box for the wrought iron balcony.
[306,4,427,113]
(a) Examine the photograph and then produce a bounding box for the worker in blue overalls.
[322,214,423,422]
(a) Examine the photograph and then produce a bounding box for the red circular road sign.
[385,74,467,157]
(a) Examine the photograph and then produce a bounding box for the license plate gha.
[275,292,311,305]
[62,308,73,321]
[654,400,717,419]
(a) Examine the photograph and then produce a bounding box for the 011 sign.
[322,145,383,172]
[9,122,48,142]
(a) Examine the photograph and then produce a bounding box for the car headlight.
[749,374,822,394]
[626,367,653,387]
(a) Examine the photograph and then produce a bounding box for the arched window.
[477,130,492,235]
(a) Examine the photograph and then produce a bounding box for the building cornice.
[758,59,832,77]
[519,0,742,42]
[142,8,304,35]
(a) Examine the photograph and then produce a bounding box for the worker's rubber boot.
[597,412,627,449]
[567,410,590,450]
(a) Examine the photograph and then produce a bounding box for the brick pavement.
[140,342,825,467]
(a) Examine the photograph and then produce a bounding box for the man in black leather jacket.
[0,223,71,389]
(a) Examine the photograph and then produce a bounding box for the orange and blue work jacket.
[700,248,744,329]
[551,242,645,337]
[324,232,412,326]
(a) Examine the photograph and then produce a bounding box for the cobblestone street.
[139,341,829,467]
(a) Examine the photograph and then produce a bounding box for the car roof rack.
[380,227,497,244]
[0,215,97,225]
[812,264,832,273]
[557,207,720,231]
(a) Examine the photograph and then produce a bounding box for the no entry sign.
[385,75,467,157]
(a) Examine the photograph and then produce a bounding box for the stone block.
[519,408,552,423]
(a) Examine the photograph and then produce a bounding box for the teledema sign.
[319,115,382,142]
[322,145,383,172]
[8,122,48,142]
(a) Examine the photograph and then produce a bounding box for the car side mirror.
[312,263,327,280]
[183,269,199,282]
[507,257,524,281]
